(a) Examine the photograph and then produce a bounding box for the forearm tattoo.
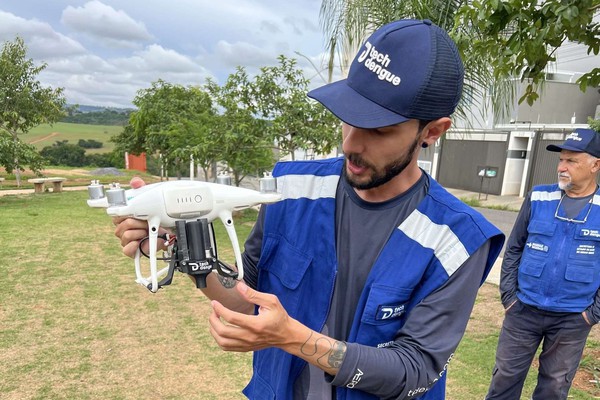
[217,274,237,289]
[300,331,347,370]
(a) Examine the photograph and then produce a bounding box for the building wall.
[436,132,508,195]
[433,76,600,197]
[504,80,600,125]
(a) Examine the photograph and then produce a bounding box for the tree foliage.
[38,140,124,168]
[0,130,45,173]
[455,0,600,106]
[320,0,600,120]
[252,55,340,160]
[205,70,275,186]
[114,56,341,184]
[589,117,600,133]
[0,36,66,184]
[40,140,86,167]
[113,80,216,178]
[62,109,131,125]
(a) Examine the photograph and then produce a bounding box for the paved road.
[473,207,520,285]
[475,207,519,256]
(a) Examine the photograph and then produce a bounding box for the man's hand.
[112,177,170,258]
[505,299,518,312]
[209,282,294,352]
[209,282,347,376]
[582,311,592,326]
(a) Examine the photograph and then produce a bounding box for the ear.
[420,118,451,148]
[592,157,600,173]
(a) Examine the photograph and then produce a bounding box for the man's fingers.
[114,218,147,238]
[235,281,277,309]
[122,241,141,258]
[209,303,265,352]
[212,299,255,328]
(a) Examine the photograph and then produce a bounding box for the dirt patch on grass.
[29,132,59,144]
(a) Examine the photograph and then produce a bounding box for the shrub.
[77,139,103,149]
[40,141,86,167]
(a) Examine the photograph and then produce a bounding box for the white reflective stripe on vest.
[594,194,600,206]
[531,190,561,202]
[276,174,339,200]
[399,209,469,277]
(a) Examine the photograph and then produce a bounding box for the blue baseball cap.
[307,19,464,129]
[546,128,600,158]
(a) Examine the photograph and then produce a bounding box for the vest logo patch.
[376,303,405,320]
[526,242,548,252]
[581,229,600,238]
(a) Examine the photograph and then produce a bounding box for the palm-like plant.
[320,0,600,126]
[319,0,506,125]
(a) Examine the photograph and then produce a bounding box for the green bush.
[40,140,125,168]
[40,140,86,167]
[77,139,103,149]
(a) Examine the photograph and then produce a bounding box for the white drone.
[87,175,281,292]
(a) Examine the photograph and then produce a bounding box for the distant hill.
[61,105,134,126]
[71,104,135,113]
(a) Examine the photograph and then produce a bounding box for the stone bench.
[0,177,4,188]
[27,177,67,193]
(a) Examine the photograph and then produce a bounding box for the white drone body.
[87,178,281,292]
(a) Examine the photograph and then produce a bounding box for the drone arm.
[218,210,244,281]
[146,215,161,292]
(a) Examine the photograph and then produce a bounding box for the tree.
[113,80,215,179]
[455,0,600,106]
[206,70,276,186]
[40,140,86,167]
[0,37,66,185]
[0,130,45,175]
[320,0,502,122]
[252,55,340,160]
[320,0,599,121]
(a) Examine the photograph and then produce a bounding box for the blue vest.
[517,184,600,312]
[243,158,503,400]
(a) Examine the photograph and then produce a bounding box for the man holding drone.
[114,19,504,400]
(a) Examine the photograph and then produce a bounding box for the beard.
[558,172,572,191]
[344,137,420,190]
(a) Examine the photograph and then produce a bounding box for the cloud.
[37,45,215,108]
[114,44,214,83]
[0,10,86,59]
[213,40,276,70]
[0,0,328,108]
[61,0,152,47]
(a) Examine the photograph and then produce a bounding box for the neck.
[564,181,599,198]
[354,165,423,202]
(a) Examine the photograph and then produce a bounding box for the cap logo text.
[357,41,401,85]
[566,132,583,142]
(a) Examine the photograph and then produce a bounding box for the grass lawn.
[20,122,124,154]
[0,189,598,399]
[0,190,252,399]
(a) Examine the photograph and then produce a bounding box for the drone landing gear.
[149,218,239,291]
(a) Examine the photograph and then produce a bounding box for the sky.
[0,1,597,110]
[0,0,329,108]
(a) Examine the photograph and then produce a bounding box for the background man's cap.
[307,19,464,129]
[546,128,600,158]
